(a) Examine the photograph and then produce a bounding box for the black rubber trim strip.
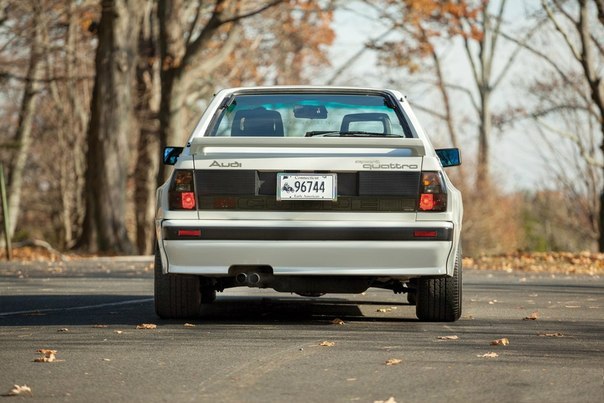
[164,227,452,241]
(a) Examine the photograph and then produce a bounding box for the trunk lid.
[189,137,425,214]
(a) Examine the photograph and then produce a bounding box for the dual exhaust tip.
[235,272,262,286]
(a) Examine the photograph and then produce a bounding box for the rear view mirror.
[294,104,327,119]
[436,148,461,167]
[163,146,184,165]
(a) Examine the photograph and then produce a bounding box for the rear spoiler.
[189,137,426,156]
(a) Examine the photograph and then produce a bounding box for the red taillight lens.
[181,192,196,209]
[419,193,435,210]
[169,170,197,210]
[419,172,447,211]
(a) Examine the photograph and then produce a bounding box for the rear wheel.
[154,244,201,319]
[416,247,462,322]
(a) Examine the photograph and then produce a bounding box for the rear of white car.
[155,87,463,321]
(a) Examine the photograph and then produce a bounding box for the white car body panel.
[155,86,463,288]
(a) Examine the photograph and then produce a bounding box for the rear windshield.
[209,93,413,138]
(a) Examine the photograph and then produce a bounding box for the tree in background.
[77,0,145,253]
[503,0,603,251]
[0,1,97,248]
[4,1,44,242]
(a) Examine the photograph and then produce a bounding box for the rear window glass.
[210,93,413,138]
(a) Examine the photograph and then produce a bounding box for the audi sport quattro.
[155,86,463,321]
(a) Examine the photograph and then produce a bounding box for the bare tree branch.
[542,0,583,61]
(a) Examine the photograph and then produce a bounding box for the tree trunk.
[7,2,43,240]
[477,87,491,187]
[135,1,161,254]
[77,0,144,254]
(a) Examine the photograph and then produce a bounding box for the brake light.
[169,170,197,210]
[418,172,447,211]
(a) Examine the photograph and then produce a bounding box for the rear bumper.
[157,219,456,277]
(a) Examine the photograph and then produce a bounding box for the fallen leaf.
[102,358,111,362]
[491,338,510,346]
[114,330,123,335]
[374,397,397,403]
[57,328,69,333]
[477,352,499,358]
[437,335,459,340]
[376,308,392,313]
[93,324,108,328]
[4,384,33,397]
[331,318,345,325]
[523,311,540,320]
[136,323,157,330]
[183,323,196,328]
[319,341,336,347]
[33,349,62,363]
[538,332,564,337]
[385,358,402,366]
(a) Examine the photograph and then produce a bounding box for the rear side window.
[210,93,414,138]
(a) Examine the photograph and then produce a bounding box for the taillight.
[418,172,447,212]
[169,170,197,210]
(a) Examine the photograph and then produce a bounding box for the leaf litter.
[437,335,459,341]
[136,323,157,330]
[319,341,336,347]
[33,349,63,363]
[385,358,402,366]
[490,338,510,346]
[331,318,345,325]
[538,332,564,337]
[477,352,499,358]
[4,384,33,397]
[523,311,540,320]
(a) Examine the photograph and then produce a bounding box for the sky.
[325,1,558,192]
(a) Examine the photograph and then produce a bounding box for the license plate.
[277,173,337,201]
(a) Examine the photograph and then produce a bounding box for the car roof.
[215,86,405,100]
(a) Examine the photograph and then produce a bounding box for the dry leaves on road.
[538,332,564,337]
[376,308,395,313]
[331,318,345,325]
[437,335,459,341]
[385,358,402,366]
[93,324,108,328]
[183,323,196,328]
[4,384,33,397]
[319,341,336,347]
[136,323,157,330]
[374,397,397,403]
[57,328,69,333]
[491,338,510,346]
[33,349,62,363]
[523,311,540,320]
[477,352,499,358]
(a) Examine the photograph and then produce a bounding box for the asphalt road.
[0,259,602,402]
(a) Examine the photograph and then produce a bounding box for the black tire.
[200,287,217,304]
[154,245,201,319]
[406,279,417,305]
[407,291,417,305]
[416,247,462,322]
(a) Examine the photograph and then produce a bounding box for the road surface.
[0,259,602,402]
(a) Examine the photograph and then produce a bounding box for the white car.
[155,86,463,321]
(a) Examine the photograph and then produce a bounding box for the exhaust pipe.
[235,272,248,284]
[248,273,261,285]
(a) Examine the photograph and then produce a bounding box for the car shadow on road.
[0,294,417,327]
